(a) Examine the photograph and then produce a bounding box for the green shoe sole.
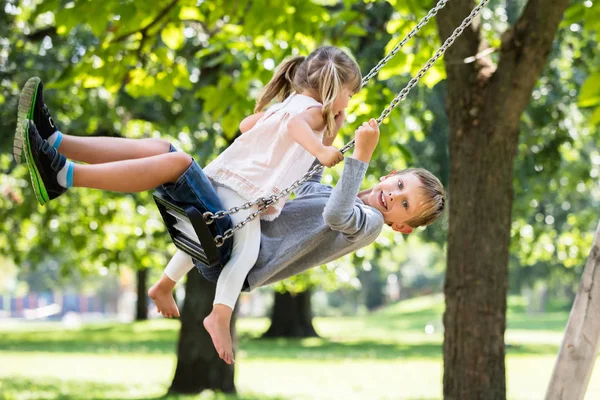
[22,120,49,206]
[15,77,41,164]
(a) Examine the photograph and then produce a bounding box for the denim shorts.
[153,145,233,283]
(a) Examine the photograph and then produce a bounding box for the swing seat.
[153,192,222,269]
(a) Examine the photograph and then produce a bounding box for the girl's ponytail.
[319,61,342,138]
[255,55,305,113]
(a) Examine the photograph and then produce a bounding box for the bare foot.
[203,309,234,364]
[148,274,179,318]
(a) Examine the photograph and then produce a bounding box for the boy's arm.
[322,158,383,239]
[322,119,382,237]
[294,159,324,197]
[239,112,266,133]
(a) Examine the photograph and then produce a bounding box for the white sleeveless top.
[203,93,324,221]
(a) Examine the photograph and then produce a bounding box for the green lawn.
[1,295,599,400]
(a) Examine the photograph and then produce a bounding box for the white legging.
[163,185,261,309]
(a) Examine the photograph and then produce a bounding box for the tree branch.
[489,0,571,124]
[436,0,485,94]
[437,0,571,139]
[25,26,57,41]
[111,0,179,43]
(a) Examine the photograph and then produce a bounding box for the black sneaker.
[15,77,58,164]
[22,120,68,206]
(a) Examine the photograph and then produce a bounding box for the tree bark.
[436,1,570,399]
[169,271,236,394]
[262,290,319,338]
[359,262,385,311]
[135,268,148,321]
[545,222,600,400]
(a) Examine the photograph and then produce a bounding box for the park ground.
[1,295,599,400]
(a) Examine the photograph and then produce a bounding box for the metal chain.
[210,0,491,246]
[208,0,450,227]
[360,0,449,86]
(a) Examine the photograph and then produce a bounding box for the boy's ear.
[392,224,413,234]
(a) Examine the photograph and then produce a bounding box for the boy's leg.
[203,186,261,365]
[148,250,194,318]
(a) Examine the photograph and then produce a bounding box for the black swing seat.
[153,192,222,269]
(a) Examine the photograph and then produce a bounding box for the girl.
[16,46,362,365]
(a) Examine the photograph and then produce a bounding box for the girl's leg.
[72,151,193,192]
[59,135,171,164]
[203,186,261,365]
[148,250,194,318]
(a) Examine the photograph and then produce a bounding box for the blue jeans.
[153,145,233,283]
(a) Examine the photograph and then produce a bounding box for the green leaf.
[179,6,203,21]
[222,111,240,138]
[161,23,185,50]
[561,3,585,26]
[173,63,192,90]
[378,52,410,80]
[82,75,104,88]
[420,64,445,88]
[397,142,414,164]
[584,2,600,31]
[590,107,600,125]
[345,25,367,36]
[310,0,338,5]
[578,73,600,107]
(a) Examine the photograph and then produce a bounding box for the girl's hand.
[317,145,344,167]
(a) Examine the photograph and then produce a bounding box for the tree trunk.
[262,290,318,338]
[545,222,600,400]
[359,263,385,311]
[169,271,236,394]
[436,1,570,399]
[135,268,148,321]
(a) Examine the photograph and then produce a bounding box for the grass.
[1,295,599,400]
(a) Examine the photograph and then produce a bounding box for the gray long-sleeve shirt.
[246,157,384,290]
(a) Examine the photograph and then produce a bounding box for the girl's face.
[332,87,354,115]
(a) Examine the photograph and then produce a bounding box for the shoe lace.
[42,105,55,129]
[40,140,63,171]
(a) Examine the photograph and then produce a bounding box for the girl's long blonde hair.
[255,46,362,137]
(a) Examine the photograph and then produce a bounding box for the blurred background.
[0,0,599,399]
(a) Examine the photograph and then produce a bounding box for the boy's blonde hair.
[397,168,446,228]
[255,46,362,137]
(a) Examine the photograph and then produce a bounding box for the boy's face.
[364,172,426,234]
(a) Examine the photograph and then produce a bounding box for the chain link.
[210,0,490,246]
[360,0,449,86]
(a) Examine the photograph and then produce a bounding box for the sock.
[57,161,74,188]
[47,131,63,149]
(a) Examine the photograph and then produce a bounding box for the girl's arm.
[287,108,343,167]
[239,112,266,133]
